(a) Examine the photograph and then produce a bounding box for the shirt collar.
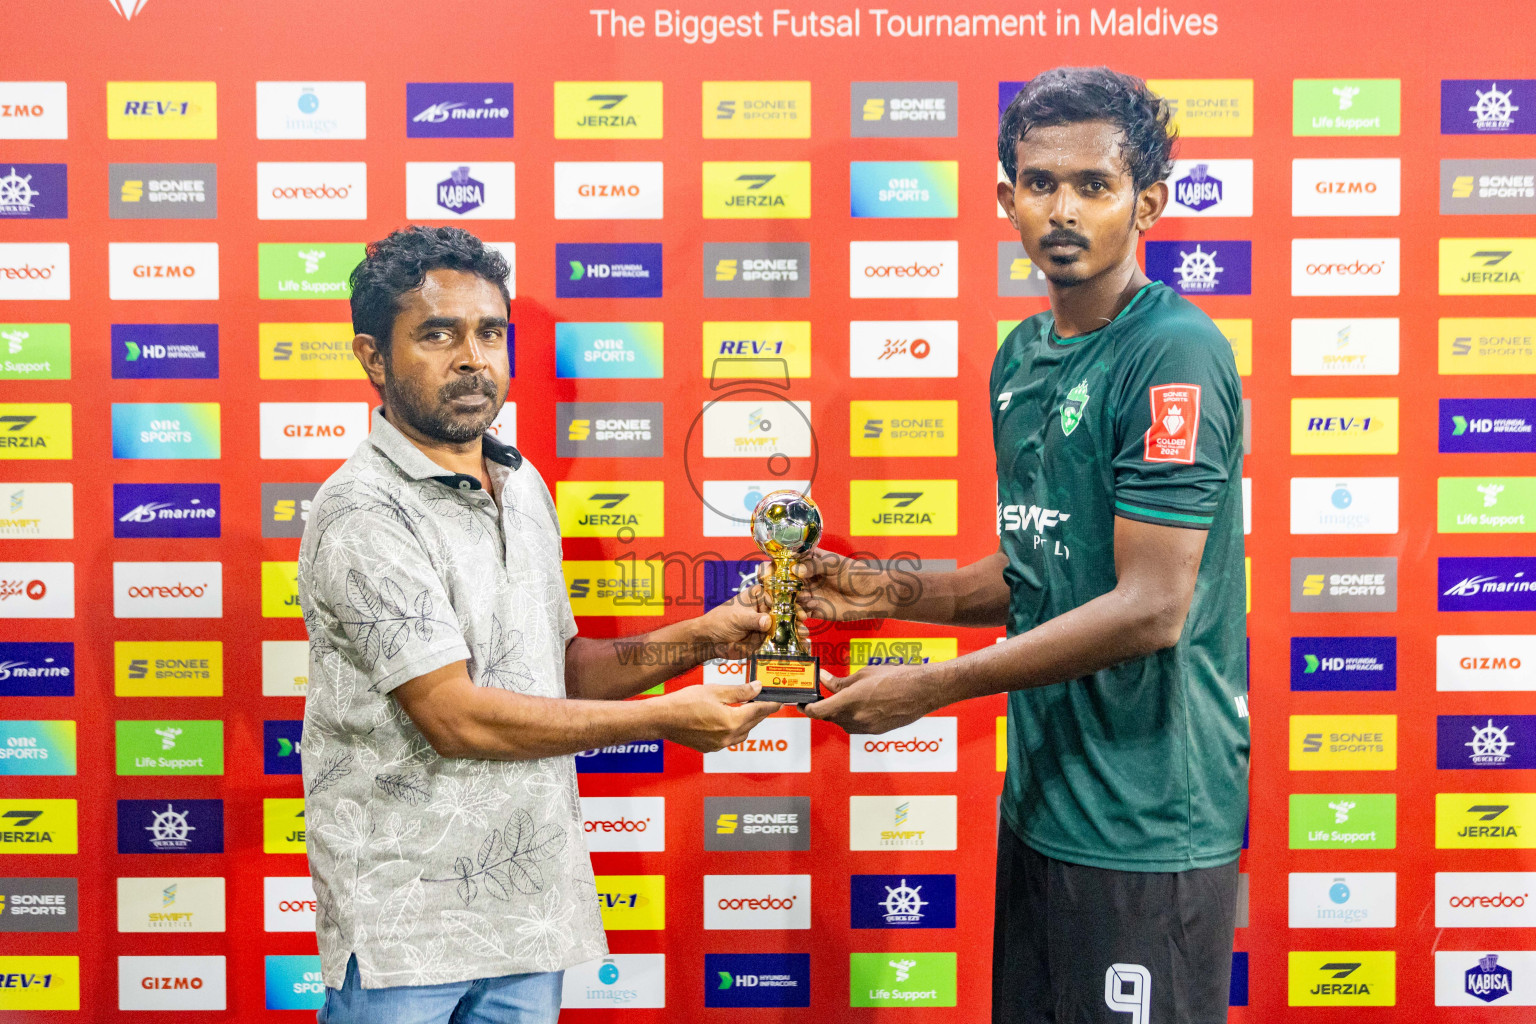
[367,405,523,492]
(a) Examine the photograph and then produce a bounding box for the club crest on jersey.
[1060,379,1090,436]
[1143,383,1201,463]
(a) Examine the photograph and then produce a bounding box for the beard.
[382,360,502,444]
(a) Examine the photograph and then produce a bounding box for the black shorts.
[992,820,1238,1024]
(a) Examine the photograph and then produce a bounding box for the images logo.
[0,243,70,300]
[1437,794,1536,849]
[0,164,65,219]
[1438,635,1536,692]
[111,324,217,380]
[406,82,513,138]
[1290,793,1396,850]
[704,796,809,851]
[1165,159,1253,217]
[849,320,958,378]
[554,81,663,139]
[1439,557,1536,612]
[553,161,663,220]
[852,81,956,137]
[704,81,810,138]
[255,81,366,139]
[1438,716,1536,770]
[117,955,226,1011]
[1294,79,1401,136]
[258,402,368,460]
[263,876,316,932]
[703,242,809,298]
[0,877,77,932]
[112,561,222,619]
[0,721,75,776]
[115,641,222,697]
[0,955,78,1010]
[850,480,959,537]
[0,799,77,854]
[0,482,72,539]
[0,82,68,140]
[702,162,811,219]
[256,162,366,220]
[850,951,958,1008]
[1289,477,1398,535]
[264,954,324,1011]
[701,480,811,538]
[257,243,365,299]
[850,795,957,850]
[560,954,665,1009]
[106,81,216,139]
[262,721,303,775]
[1292,637,1396,691]
[849,717,957,772]
[555,322,663,379]
[1291,158,1401,217]
[1290,398,1398,455]
[1146,240,1252,294]
[111,403,220,459]
[1441,238,1536,296]
[406,161,515,219]
[0,562,74,618]
[1443,79,1534,134]
[851,874,956,929]
[1441,398,1536,453]
[702,717,810,773]
[581,797,665,852]
[556,243,661,299]
[0,642,73,697]
[849,161,958,218]
[117,877,226,933]
[1290,715,1397,770]
[117,800,223,854]
[1441,159,1536,215]
[116,720,222,776]
[705,953,810,1008]
[109,162,215,219]
[556,482,665,538]
[1287,951,1395,1006]
[1146,79,1253,136]
[575,740,663,774]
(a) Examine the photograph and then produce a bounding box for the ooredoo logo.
[108,243,218,300]
[256,163,367,220]
[850,241,958,298]
[703,875,811,930]
[1437,873,1536,928]
[1292,238,1400,296]
[0,243,69,299]
[118,955,225,1011]
[112,562,221,619]
[259,402,369,460]
[581,797,664,852]
[263,877,317,932]
[849,717,957,772]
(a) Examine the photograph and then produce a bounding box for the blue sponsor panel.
[264,720,303,775]
[849,161,959,218]
[850,874,957,929]
[406,83,514,138]
[110,324,219,379]
[554,322,664,379]
[1439,557,1536,611]
[1230,951,1248,1007]
[1440,398,1536,453]
[703,559,764,611]
[556,243,663,299]
[113,483,221,539]
[575,740,663,773]
[265,955,326,1010]
[116,799,224,854]
[0,164,67,219]
[998,81,1028,119]
[0,642,74,696]
[1441,80,1536,134]
[1145,240,1252,295]
[1290,636,1397,691]
[1436,715,1536,769]
[705,953,811,1008]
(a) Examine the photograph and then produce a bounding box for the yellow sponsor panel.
[554,81,662,139]
[848,637,959,668]
[563,560,665,616]
[0,402,72,460]
[114,641,223,697]
[596,875,665,930]
[1245,557,1251,614]
[996,716,1007,771]
[703,81,811,138]
[556,481,664,538]
[850,401,958,457]
[0,956,80,1011]
[1439,238,1536,296]
[1438,317,1536,374]
[1287,951,1395,1007]
[849,479,958,537]
[259,322,364,380]
[261,561,302,618]
[1435,792,1536,849]
[702,161,812,219]
[1289,715,1397,771]
[1212,319,1252,376]
[1290,398,1399,455]
[703,321,811,378]
[1146,79,1253,137]
[0,798,77,855]
[106,81,218,139]
[263,797,308,854]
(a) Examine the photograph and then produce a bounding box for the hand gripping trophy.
[747,489,823,704]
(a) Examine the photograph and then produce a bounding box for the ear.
[995,179,1021,232]
[353,333,387,390]
[1135,180,1169,232]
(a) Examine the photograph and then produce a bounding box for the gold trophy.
[747,489,823,704]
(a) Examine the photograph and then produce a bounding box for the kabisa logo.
[560,954,666,1010]
[851,82,957,138]
[704,875,811,929]
[1438,716,1536,770]
[556,402,662,459]
[109,163,216,219]
[407,161,520,219]
[703,242,810,298]
[1442,80,1533,135]
[851,874,957,929]
[1145,240,1252,294]
[117,799,223,854]
[0,642,73,697]
[0,82,68,140]
[1439,557,1536,612]
[111,323,218,380]
[263,721,303,775]
[406,83,514,138]
[0,799,77,854]
[1288,952,1396,1006]
[257,243,365,299]
[254,81,366,140]
[1461,954,1517,1004]
[118,955,226,1011]
[1165,159,1253,217]
[264,955,324,1011]
[704,796,810,851]
[850,241,958,298]
[702,162,811,218]
[556,243,662,299]
[0,164,65,219]
[113,484,219,539]
[106,82,217,140]
[575,740,663,774]
[1176,162,1222,210]
[1436,794,1536,849]
[1442,159,1536,215]
[555,81,663,139]
[1441,239,1536,296]
[0,877,78,933]
[1291,637,1396,692]
[581,797,665,852]
[705,953,811,1009]
[703,81,810,139]
[1441,398,1536,454]
[0,243,70,300]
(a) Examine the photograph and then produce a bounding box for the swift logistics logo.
[264,955,324,1011]
[259,322,363,380]
[850,400,957,457]
[556,482,665,538]
[0,243,70,300]
[703,242,809,298]
[108,242,218,300]
[0,955,78,1011]
[1438,317,1536,373]
[1441,398,1536,453]
[556,243,661,298]
[554,81,663,139]
[1291,158,1401,217]
[1289,477,1398,534]
[115,721,223,776]
[581,797,665,852]
[1438,635,1536,692]
[1291,318,1400,376]
[112,561,222,619]
[1145,240,1252,294]
[1292,238,1400,296]
[1442,79,1534,134]
[705,953,810,1008]
[111,324,217,380]
[262,721,302,775]
[1442,159,1536,215]
[1291,557,1397,612]
[851,874,956,929]
[595,875,665,930]
[703,81,810,138]
[0,562,74,618]
[114,641,222,697]
[1439,557,1536,611]
[705,796,809,851]
[256,162,367,220]
[560,954,666,1009]
[555,322,663,378]
[106,81,216,139]
[0,483,72,539]
[1165,159,1253,217]
[850,480,958,536]
[113,484,219,539]
[850,320,958,377]
[1436,794,1536,849]
[1439,476,1536,533]
[257,243,365,299]
[406,82,513,138]
[0,642,73,697]
[258,402,368,459]
[0,164,65,218]
[117,800,223,854]
[262,640,307,697]
[109,163,215,218]
[1145,79,1253,136]
[0,877,77,932]
[850,952,958,1008]
[850,795,957,850]
[851,81,957,137]
[1287,951,1396,1006]
[1289,715,1397,771]
[850,161,958,217]
[556,402,662,458]
[111,403,220,459]
[703,162,811,218]
[0,799,77,853]
[0,323,70,381]
[704,874,810,929]
[0,721,75,776]
[553,161,663,219]
[1293,79,1401,136]
[255,82,366,139]
[1440,238,1536,295]
[1291,637,1396,691]
[1290,398,1398,455]
[1438,716,1536,770]
[1290,794,1396,850]
[0,82,68,140]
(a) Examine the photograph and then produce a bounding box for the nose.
[457,333,489,373]
[1049,186,1079,228]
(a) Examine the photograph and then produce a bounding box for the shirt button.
[459,481,471,490]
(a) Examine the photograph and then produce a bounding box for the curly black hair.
[998,67,1177,193]
[349,225,511,357]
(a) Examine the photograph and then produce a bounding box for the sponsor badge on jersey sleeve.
[1144,383,1201,463]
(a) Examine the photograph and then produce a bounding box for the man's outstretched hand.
[802,662,935,734]
[758,547,898,624]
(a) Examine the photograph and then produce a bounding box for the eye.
[1028,177,1052,192]
[1084,180,1107,193]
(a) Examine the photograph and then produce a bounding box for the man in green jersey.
[801,67,1247,1023]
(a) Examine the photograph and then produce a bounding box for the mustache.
[440,375,499,402]
[1039,230,1090,250]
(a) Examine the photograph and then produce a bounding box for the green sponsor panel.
[258,243,365,300]
[1293,79,1401,136]
[1289,793,1395,849]
[115,720,225,775]
[1438,476,1536,533]
[850,952,956,1008]
[0,324,70,380]
[996,320,1022,349]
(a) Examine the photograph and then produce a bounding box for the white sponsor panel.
[255,81,367,139]
[256,162,368,220]
[117,877,226,933]
[259,402,369,460]
[109,242,218,300]
[849,794,958,851]
[1289,477,1399,535]
[1287,872,1396,928]
[849,717,957,772]
[560,954,666,1009]
[405,161,516,220]
[0,561,74,618]
[1164,159,1254,217]
[849,320,959,377]
[703,715,811,773]
[703,874,811,930]
[1242,477,1252,535]
[1291,318,1400,375]
[1,483,73,539]
[1437,873,1536,928]
[1435,950,1536,1006]
[1291,238,1400,296]
[484,401,517,445]
[850,241,958,298]
[483,241,517,297]
[263,876,317,932]
[554,161,664,220]
[118,955,227,1011]
[1437,635,1536,691]
[702,658,749,687]
[262,640,309,697]
[702,480,810,538]
[701,400,813,460]
[1292,158,1402,217]
[0,81,68,139]
[581,797,665,852]
[0,243,70,300]
[113,561,222,619]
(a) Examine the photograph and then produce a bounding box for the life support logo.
[704,875,811,929]
[849,718,957,772]
[580,797,664,852]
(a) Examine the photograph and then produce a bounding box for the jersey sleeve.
[1110,323,1241,530]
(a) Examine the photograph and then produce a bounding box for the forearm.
[883,552,1012,627]
[428,685,665,760]
[565,619,714,700]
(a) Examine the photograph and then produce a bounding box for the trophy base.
[748,653,821,705]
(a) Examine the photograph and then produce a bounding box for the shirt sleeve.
[1110,323,1242,531]
[299,498,471,694]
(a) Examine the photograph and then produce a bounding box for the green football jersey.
[991,281,1248,872]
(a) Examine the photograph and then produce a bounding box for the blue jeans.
[319,955,563,1024]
